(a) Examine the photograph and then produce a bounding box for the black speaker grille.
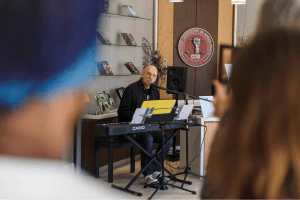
[112,126,127,134]
[170,77,182,89]
[170,69,176,76]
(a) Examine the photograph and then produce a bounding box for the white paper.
[199,96,215,117]
[175,105,194,120]
[130,108,146,124]
[224,64,232,79]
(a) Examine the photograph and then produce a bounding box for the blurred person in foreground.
[212,0,300,119]
[203,1,300,197]
[0,0,115,198]
[204,28,300,199]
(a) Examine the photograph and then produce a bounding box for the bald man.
[118,65,172,185]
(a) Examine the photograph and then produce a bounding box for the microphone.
[149,81,212,102]
[148,80,153,86]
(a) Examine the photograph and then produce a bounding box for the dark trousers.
[134,131,172,176]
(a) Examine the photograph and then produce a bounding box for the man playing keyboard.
[118,65,172,185]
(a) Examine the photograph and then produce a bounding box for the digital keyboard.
[95,118,198,136]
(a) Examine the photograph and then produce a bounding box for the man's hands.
[212,80,231,118]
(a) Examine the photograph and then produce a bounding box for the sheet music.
[175,105,194,120]
[130,108,146,124]
[199,96,215,117]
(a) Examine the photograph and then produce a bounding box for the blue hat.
[0,0,106,110]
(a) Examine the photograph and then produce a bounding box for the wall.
[172,0,218,97]
[218,0,234,77]
[158,0,174,100]
[171,0,233,97]
[236,0,265,46]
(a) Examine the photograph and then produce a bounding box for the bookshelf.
[87,0,154,109]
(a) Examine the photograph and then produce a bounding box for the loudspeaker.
[167,66,187,93]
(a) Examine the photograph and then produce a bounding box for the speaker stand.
[175,93,179,107]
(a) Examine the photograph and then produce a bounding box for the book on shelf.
[103,91,111,99]
[121,33,137,46]
[103,91,116,110]
[96,62,105,75]
[91,92,103,114]
[124,62,139,74]
[108,97,116,109]
[97,61,113,75]
[89,91,115,114]
[99,91,115,112]
[96,31,111,45]
[121,5,138,17]
[97,94,108,113]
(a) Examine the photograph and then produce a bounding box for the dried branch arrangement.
[142,37,167,84]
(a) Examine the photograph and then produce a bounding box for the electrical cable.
[164,121,207,179]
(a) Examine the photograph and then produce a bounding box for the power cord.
[164,121,207,182]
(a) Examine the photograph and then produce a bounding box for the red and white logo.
[178,27,214,67]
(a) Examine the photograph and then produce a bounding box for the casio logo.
[132,126,145,131]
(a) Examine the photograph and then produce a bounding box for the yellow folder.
[141,100,176,115]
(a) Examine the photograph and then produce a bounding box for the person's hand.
[212,80,231,118]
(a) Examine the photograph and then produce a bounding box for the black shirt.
[118,78,160,122]
[145,89,150,100]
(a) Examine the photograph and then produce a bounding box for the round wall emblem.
[178,27,214,67]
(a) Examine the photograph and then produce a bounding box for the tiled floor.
[94,158,203,199]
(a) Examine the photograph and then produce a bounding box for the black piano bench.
[94,137,135,183]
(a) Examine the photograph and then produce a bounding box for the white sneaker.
[145,175,159,184]
[153,171,170,182]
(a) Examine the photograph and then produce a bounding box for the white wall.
[236,0,265,46]
[86,0,153,113]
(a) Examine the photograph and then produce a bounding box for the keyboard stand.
[111,125,192,196]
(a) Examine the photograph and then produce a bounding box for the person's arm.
[117,87,134,122]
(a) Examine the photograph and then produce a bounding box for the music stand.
[143,105,197,200]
